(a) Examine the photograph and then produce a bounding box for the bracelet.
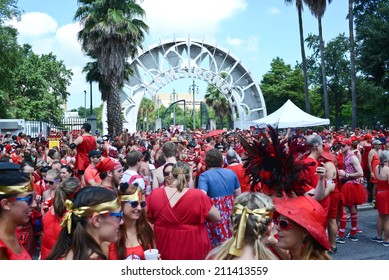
[346,173,349,178]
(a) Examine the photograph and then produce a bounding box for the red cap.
[96,158,122,173]
[364,133,372,140]
[340,138,352,146]
[321,144,334,162]
[274,196,330,250]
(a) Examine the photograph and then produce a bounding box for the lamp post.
[89,81,93,115]
[189,80,199,130]
[84,90,87,118]
[171,89,177,126]
[157,96,161,119]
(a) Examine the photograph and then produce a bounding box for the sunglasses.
[44,179,60,185]
[274,218,294,231]
[109,211,123,222]
[15,195,34,206]
[126,200,147,209]
[163,171,171,177]
[93,156,101,159]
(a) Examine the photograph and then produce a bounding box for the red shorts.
[328,189,340,220]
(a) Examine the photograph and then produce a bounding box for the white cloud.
[269,7,281,15]
[142,0,247,40]
[225,35,259,51]
[8,12,58,38]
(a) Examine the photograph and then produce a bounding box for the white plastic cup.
[144,249,159,260]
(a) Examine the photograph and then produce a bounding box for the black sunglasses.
[163,171,171,177]
[44,179,60,185]
[274,218,293,231]
[16,195,34,206]
[127,200,146,209]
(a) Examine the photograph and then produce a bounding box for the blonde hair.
[300,236,331,260]
[171,161,190,192]
[208,192,277,260]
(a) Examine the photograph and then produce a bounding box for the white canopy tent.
[252,99,330,128]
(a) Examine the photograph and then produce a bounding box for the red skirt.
[342,182,367,206]
[376,190,389,215]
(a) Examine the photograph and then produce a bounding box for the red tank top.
[0,238,32,260]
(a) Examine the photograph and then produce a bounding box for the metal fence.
[25,117,87,138]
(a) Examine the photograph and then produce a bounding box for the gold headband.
[60,198,120,234]
[228,204,273,257]
[119,189,141,202]
[0,181,34,195]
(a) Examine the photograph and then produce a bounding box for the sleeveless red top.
[75,135,96,171]
[0,238,32,260]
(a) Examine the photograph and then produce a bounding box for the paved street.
[331,206,389,260]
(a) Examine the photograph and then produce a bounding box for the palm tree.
[349,0,357,129]
[75,0,149,137]
[137,97,155,131]
[285,0,310,113]
[304,0,332,121]
[205,81,232,129]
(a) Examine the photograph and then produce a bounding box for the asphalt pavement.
[331,204,389,260]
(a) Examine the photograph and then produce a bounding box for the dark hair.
[0,171,30,216]
[47,187,117,260]
[81,123,91,133]
[162,141,176,158]
[61,165,74,177]
[205,148,223,168]
[126,150,142,167]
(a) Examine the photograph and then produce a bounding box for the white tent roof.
[252,99,329,128]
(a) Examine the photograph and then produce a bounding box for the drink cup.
[144,249,159,260]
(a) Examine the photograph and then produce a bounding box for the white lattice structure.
[102,36,267,133]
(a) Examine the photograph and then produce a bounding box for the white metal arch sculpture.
[105,36,267,133]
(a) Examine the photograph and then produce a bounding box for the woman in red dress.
[0,170,35,260]
[371,150,389,246]
[146,161,221,260]
[40,177,81,260]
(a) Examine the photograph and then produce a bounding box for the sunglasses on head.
[44,179,60,185]
[15,195,34,206]
[274,218,294,231]
[109,211,123,222]
[126,200,146,209]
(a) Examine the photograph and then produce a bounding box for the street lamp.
[157,96,161,119]
[89,81,93,115]
[189,80,199,130]
[84,90,87,118]
[171,88,177,126]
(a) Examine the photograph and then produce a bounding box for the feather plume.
[239,125,312,197]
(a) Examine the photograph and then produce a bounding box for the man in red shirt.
[84,150,103,186]
[225,149,250,192]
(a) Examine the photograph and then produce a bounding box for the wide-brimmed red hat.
[321,144,334,162]
[274,196,330,250]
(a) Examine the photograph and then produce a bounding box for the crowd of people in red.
[0,122,388,260]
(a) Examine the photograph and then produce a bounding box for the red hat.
[321,144,334,162]
[364,133,372,140]
[274,196,330,250]
[350,135,357,142]
[340,138,352,146]
[96,158,122,173]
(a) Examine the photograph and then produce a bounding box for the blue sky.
[11,0,349,110]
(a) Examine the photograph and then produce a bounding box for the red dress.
[75,135,96,171]
[41,209,62,260]
[370,154,380,184]
[0,238,32,260]
[376,178,389,215]
[146,188,213,260]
